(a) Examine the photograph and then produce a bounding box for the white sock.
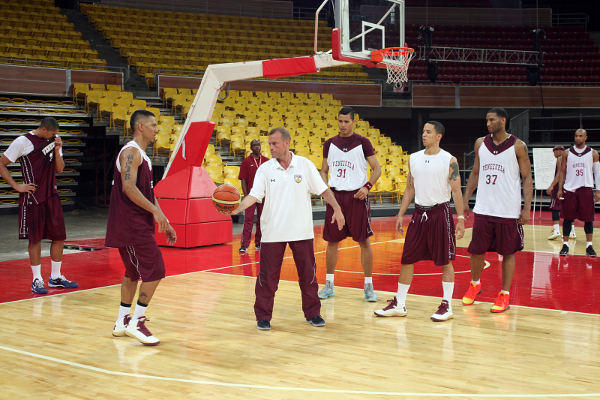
[553,224,560,233]
[396,282,410,307]
[563,241,569,247]
[118,304,131,321]
[31,264,42,281]
[50,260,62,279]
[587,241,593,247]
[132,302,147,320]
[472,279,480,285]
[442,281,454,306]
[326,274,334,284]
[501,290,510,295]
[364,276,373,285]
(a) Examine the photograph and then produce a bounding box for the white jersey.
[324,133,375,191]
[473,134,522,219]
[563,145,594,191]
[410,149,452,206]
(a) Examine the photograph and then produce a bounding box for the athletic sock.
[396,283,410,308]
[132,300,147,320]
[364,276,373,285]
[500,290,510,295]
[587,241,593,247]
[31,264,42,281]
[325,274,334,285]
[563,241,569,247]
[50,260,62,279]
[442,281,454,308]
[118,303,131,321]
[553,224,560,233]
[472,279,481,285]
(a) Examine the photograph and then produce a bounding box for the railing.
[552,13,588,27]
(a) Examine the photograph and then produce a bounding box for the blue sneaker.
[31,278,48,294]
[48,275,78,289]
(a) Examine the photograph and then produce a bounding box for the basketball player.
[318,106,381,302]
[557,129,600,256]
[374,121,465,321]
[106,110,176,346]
[238,139,269,253]
[547,145,575,240]
[231,127,344,331]
[0,117,78,294]
[462,108,533,313]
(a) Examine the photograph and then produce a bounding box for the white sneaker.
[374,297,407,317]
[431,300,453,322]
[112,315,131,337]
[547,231,561,240]
[125,316,160,346]
[569,230,577,239]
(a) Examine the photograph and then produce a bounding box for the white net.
[382,48,415,84]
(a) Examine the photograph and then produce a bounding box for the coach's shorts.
[323,188,373,243]
[401,203,456,266]
[549,185,561,211]
[561,187,595,222]
[118,238,166,282]
[468,213,524,256]
[19,194,66,243]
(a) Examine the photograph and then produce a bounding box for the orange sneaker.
[490,292,510,313]
[462,281,482,305]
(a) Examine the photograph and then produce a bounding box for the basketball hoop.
[371,47,415,84]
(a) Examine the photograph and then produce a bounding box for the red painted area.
[2,213,599,314]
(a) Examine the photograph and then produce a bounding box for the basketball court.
[1,0,600,398]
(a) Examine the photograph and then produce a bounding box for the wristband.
[457,216,465,220]
[363,182,373,191]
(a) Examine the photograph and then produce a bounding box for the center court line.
[0,344,596,398]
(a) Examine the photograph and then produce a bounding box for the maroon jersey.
[105,142,155,247]
[18,133,59,205]
[238,154,269,192]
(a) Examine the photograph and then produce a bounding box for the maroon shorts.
[118,237,166,282]
[401,203,456,266]
[19,194,66,243]
[468,213,524,256]
[549,185,561,211]
[561,187,595,222]
[323,189,373,243]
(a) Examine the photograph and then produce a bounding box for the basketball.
[212,184,241,214]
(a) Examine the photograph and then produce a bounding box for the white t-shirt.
[249,153,328,243]
[3,132,63,162]
[410,149,453,206]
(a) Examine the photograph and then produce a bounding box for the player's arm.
[240,179,249,196]
[449,157,465,239]
[557,150,568,199]
[396,163,415,234]
[320,157,329,185]
[119,147,169,233]
[547,155,561,194]
[593,150,600,203]
[515,140,533,225]
[230,195,258,215]
[154,198,177,244]
[0,154,37,193]
[355,154,381,201]
[54,135,65,174]
[463,137,484,216]
[321,188,345,230]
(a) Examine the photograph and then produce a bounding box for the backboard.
[331,0,406,68]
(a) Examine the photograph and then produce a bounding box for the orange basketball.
[212,184,241,214]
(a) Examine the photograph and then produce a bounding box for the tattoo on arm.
[449,161,460,181]
[123,153,133,181]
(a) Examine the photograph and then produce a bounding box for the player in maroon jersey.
[106,110,176,346]
[0,117,77,294]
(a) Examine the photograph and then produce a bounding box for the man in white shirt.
[231,127,345,331]
[374,121,465,321]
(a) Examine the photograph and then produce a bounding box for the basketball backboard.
[331,0,406,68]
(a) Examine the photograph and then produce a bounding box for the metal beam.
[418,46,542,66]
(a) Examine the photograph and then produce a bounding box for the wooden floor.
[1,271,600,399]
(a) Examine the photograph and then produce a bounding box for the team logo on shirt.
[294,174,302,183]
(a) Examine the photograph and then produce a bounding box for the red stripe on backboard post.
[262,57,317,79]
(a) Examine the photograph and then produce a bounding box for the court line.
[0,344,597,398]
